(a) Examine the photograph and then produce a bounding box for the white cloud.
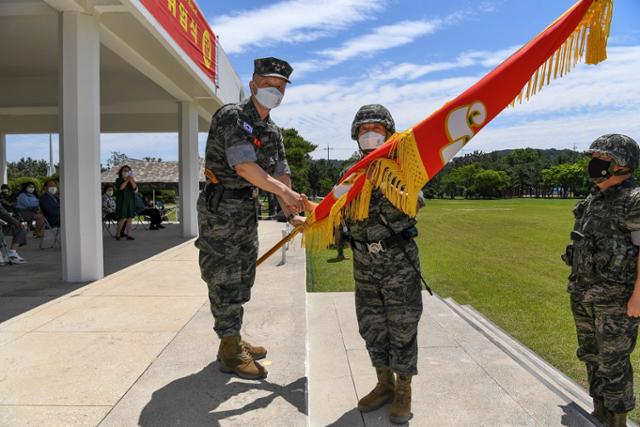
[368,45,520,81]
[270,45,640,159]
[211,0,384,54]
[293,6,498,77]
[318,20,441,63]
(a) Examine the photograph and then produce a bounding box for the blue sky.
[7,0,640,163]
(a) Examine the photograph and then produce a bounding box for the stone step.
[443,297,638,427]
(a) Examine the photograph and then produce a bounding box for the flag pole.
[256,224,304,267]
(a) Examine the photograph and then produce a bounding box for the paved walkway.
[0,221,619,426]
[0,222,189,323]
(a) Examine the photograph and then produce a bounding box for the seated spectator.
[135,193,164,230]
[0,202,27,264]
[39,180,61,228]
[102,185,118,221]
[15,182,45,238]
[0,184,15,212]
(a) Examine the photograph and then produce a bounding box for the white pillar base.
[178,102,199,238]
[59,11,104,282]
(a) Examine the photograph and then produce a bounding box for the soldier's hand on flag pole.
[301,194,318,212]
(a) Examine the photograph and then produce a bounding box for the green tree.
[470,170,511,198]
[282,128,317,194]
[309,159,342,197]
[541,159,589,198]
[7,157,49,180]
[501,148,542,197]
[105,151,129,169]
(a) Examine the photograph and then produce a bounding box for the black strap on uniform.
[378,211,433,296]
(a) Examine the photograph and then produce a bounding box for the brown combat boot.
[389,374,413,424]
[357,368,395,412]
[241,339,267,360]
[605,411,628,427]
[217,335,267,379]
[591,398,608,424]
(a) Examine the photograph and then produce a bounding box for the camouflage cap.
[351,104,396,140]
[253,57,293,83]
[585,134,640,170]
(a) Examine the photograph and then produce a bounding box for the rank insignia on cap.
[253,57,293,83]
[242,121,253,135]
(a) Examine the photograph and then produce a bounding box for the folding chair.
[155,201,175,223]
[40,217,60,250]
[134,213,151,230]
[103,216,116,237]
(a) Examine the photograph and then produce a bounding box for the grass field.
[307,198,640,421]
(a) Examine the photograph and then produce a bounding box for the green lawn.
[307,198,640,421]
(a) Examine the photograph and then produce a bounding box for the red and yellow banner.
[140,0,217,84]
[303,0,613,250]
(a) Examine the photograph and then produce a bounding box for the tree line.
[424,148,598,199]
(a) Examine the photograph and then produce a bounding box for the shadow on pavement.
[139,363,307,427]
[0,224,188,323]
[559,402,600,426]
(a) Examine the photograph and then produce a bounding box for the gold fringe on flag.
[515,0,612,105]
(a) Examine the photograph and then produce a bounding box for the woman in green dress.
[114,164,137,241]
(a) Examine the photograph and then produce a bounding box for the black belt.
[221,187,257,200]
[205,184,257,200]
[351,226,417,254]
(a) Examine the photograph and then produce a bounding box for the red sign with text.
[140,0,217,85]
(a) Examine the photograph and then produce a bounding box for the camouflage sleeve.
[624,188,640,232]
[216,107,257,167]
[273,130,291,177]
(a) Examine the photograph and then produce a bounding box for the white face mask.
[106,191,114,197]
[48,187,57,195]
[358,131,386,152]
[254,86,284,110]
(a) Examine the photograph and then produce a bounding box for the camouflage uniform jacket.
[204,97,290,190]
[347,189,417,243]
[568,179,640,302]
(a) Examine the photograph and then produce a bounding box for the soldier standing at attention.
[305,105,425,424]
[565,134,640,427]
[196,57,305,380]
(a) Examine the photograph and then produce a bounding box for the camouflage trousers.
[571,297,639,412]
[195,193,259,338]
[353,240,423,376]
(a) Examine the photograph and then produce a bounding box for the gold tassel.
[511,0,613,107]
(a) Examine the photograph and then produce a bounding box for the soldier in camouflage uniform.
[565,134,640,426]
[196,57,305,380]
[345,105,423,424]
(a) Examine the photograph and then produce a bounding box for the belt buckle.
[251,188,260,199]
[367,241,384,254]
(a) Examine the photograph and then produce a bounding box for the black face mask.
[588,157,612,182]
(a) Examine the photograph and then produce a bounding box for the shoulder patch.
[242,121,254,135]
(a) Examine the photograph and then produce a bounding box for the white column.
[178,101,199,238]
[59,11,103,282]
[0,134,6,185]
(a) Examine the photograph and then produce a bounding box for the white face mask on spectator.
[48,187,57,195]
[106,191,114,197]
